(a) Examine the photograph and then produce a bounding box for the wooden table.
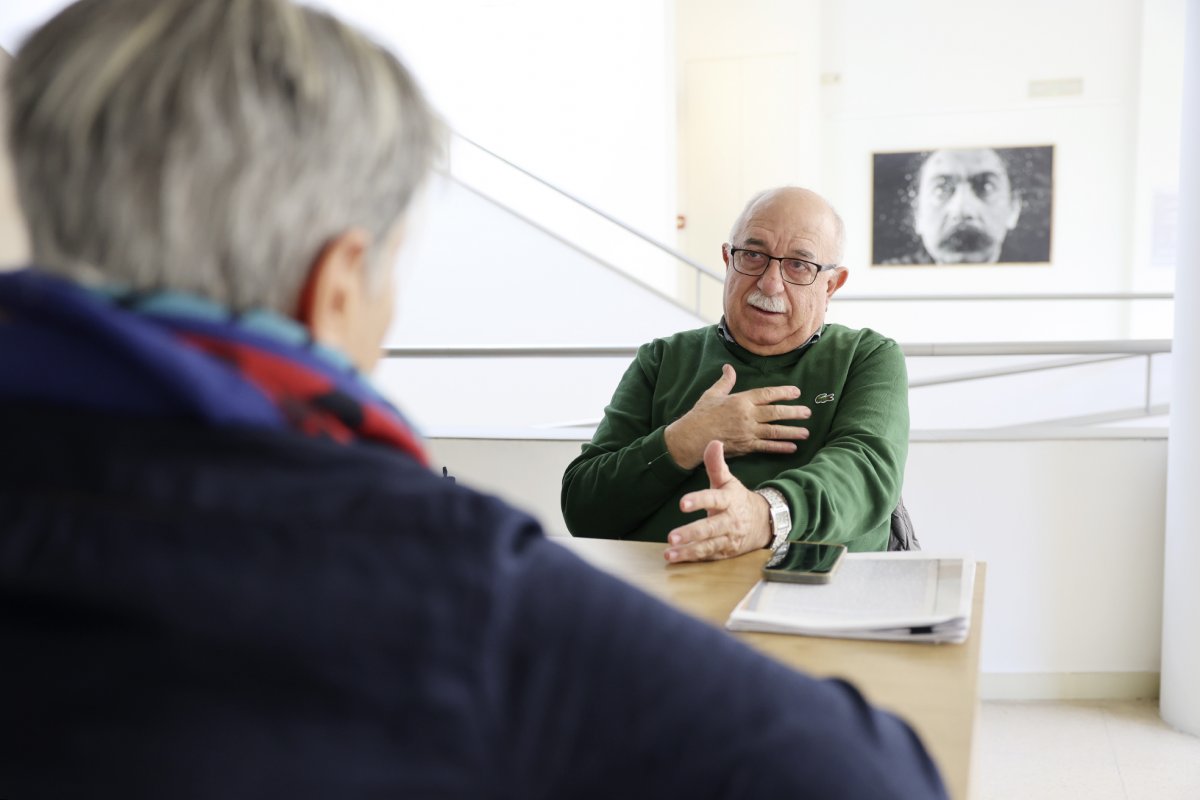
[557,537,985,800]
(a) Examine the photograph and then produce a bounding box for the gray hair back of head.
[6,0,442,313]
[728,186,846,265]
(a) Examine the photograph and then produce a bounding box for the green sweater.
[560,324,909,551]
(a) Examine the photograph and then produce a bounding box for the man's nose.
[946,184,983,220]
[757,259,786,294]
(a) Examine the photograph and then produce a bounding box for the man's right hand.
[663,363,812,470]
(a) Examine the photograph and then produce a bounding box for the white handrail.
[836,292,1174,302]
[446,178,703,320]
[382,340,1172,359]
[449,132,720,279]
[901,340,1171,356]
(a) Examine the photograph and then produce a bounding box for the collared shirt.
[716,316,824,355]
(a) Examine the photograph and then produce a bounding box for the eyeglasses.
[727,247,837,286]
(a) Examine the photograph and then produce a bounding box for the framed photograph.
[871,145,1054,266]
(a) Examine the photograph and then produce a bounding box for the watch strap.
[755,487,791,551]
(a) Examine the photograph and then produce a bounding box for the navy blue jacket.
[0,403,945,798]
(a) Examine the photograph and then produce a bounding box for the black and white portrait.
[871,145,1053,266]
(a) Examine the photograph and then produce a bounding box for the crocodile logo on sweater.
[814,393,835,404]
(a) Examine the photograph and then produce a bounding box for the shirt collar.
[717,316,824,354]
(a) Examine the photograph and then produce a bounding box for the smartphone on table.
[762,541,846,584]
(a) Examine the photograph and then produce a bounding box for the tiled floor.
[976,700,1200,799]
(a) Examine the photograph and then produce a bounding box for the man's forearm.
[561,428,693,539]
[761,341,909,549]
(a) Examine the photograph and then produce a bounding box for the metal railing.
[384,340,1172,360]
[382,341,1173,431]
[835,292,1174,303]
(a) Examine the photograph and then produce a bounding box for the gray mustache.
[747,290,787,313]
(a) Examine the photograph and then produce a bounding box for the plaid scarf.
[0,269,428,466]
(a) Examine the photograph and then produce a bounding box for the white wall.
[428,431,1169,697]
[907,352,1172,429]
[677,0,1183,344]
[315,0,678,249]
[446,137,686,299]
[909,436,1166,680]
[0,4,59,51]
[0,0,681,286]
[1129,0,1187,338]
[821,0,1146,342]
[674,0,824,271]
[374,177,705,430]
[385,178,703,347]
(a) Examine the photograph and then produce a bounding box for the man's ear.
[295,228,372,348]
[721,242,731,269]
[827,267,848,297]
[824,267,849,307]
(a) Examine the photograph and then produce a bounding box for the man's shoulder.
[819,323,900,353]
[215,428,546,555]
[641,324,718,352]
[632,324,721,367]
[809,325,905,379]
[1,403,543,557]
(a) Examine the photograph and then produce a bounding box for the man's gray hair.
[728,187,846,265]
[6,0,441,312]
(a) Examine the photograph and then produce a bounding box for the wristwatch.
[755,487,791,551]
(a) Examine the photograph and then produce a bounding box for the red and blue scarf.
[0,268,428,466]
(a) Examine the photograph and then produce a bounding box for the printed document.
[726,553,975,644]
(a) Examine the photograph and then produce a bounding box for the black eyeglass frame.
[726,246,839,286]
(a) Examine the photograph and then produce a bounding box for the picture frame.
[871,145,1054,266]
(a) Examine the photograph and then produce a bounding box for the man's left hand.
[664,440,773,563]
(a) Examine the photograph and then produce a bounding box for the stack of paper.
[726,553,976,644]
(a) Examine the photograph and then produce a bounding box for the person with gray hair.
[563,186,911,559]
[0,2,943,798]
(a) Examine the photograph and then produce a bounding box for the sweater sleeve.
[489,534,947,799]
[763,337,909,548]
[560,343,694,538]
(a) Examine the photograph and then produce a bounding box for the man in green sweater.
[561,187,908,562]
